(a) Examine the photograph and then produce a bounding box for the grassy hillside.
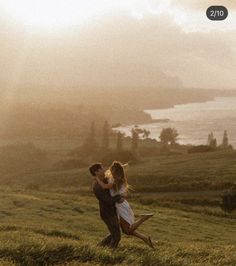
[1,148,236,265]
[0,188,235,266]
[2,150,236,192]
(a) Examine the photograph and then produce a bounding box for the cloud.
[0,9,235,101]
[170,0,236,10]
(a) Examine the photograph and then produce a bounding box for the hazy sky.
[0,0,236,97]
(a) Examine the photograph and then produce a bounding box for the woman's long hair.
[107,161,130,192]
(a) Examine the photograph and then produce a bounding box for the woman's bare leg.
[130,214,153,232]
[119,217,155,249]
[133,231,154,249]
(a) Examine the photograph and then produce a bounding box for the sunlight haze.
[0,0,235,100]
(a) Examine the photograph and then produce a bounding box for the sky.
[0,0,236,99]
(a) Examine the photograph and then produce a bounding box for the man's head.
[89,163,105,178]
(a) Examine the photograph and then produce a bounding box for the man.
[89,163,122,249]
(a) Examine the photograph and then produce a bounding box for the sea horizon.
[115,96,236,147]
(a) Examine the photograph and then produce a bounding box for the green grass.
[3,150,236,193]
[1,148,236,265]
[0,188,235,266]
[127,150,236,190]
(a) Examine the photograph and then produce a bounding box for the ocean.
[115,97,236,147]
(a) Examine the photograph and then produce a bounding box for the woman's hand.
[120,192,128,198]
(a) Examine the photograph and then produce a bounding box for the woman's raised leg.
[130,213,154,232]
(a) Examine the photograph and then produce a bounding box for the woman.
[93,161,155,248]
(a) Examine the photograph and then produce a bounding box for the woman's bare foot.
[140,213,154,219]
[134,213,154,218]
[146,236,155,249]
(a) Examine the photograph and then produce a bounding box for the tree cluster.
[207,130,233,150]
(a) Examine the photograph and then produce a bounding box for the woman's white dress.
[108,178,135,225]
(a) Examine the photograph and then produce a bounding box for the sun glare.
[0,0,171,31]
[1,0,113,29]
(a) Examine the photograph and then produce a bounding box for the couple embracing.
[89,161,155,249]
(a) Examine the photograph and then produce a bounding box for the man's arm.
[94,184,121,206]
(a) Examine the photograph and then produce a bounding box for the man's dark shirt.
[93,178,121,220]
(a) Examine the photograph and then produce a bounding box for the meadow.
[0,148,236,265]
[0,187,235,266]
[2,148,236,193]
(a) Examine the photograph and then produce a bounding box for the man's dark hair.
[89,163,103,176]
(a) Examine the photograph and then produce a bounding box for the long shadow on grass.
[33,229,80,241]
[0,225,80,241]
[0,225,19,232]
[0,244,126,266]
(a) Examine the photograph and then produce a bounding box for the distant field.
[127,150,236,191]
[0,188,235,265]
[2,150,236,192]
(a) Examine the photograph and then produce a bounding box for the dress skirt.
[115,200,135,225]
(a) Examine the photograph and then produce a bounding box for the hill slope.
[0,188,235,265]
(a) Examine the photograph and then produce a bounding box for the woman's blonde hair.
[108,161,130,192]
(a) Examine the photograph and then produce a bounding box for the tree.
[131,126,150,139]
[131,128,139,153]
[159,128,178,146]
[130,126,151,153]
[116,131,123,152]
[82,121,97,154]
[101,121,110,151]
[207,132,214,146]
[211,138,217,149]
[142,129,151,139]
[222,130,229,148]
[207,132,217,149]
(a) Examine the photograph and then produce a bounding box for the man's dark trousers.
[100,215,121,249]
[93,180,121,249]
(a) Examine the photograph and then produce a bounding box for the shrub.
[220,187,236,213]
[188,145,215,153]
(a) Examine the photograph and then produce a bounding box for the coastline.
[113,96,236,147]
[116,96,216,127]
